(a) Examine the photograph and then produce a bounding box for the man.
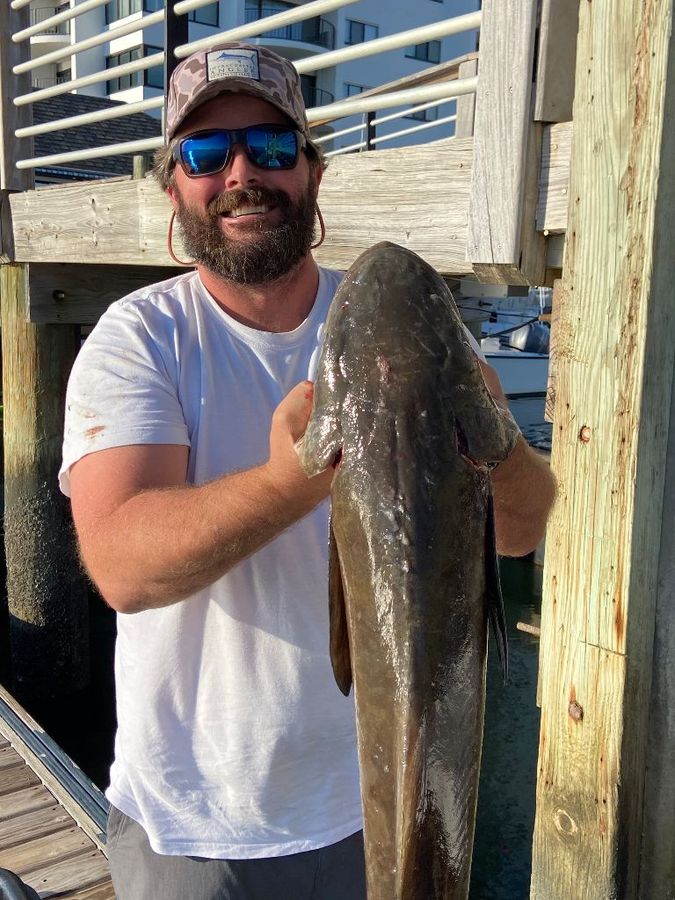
[60,42,555,900]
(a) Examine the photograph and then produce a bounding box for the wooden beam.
[10,140,478,275]
[466,0,544,285]
[0,3,33,262]
[28,263,191,324]
[454,58,478,138]
[531,0,675,895]
[639,360,675,893]
[534,0,581,122]
[1,265,89,701]
[537,122,573,234]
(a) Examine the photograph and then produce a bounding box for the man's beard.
[173,182,318,285]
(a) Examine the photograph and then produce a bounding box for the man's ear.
[166,184,179,212]
[313,162,323,192]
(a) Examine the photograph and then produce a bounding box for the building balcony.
[29,6,70,48]
[244,7,335,59]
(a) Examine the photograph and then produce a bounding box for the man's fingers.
[274,381,315,442]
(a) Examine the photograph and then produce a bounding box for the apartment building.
[27,0,480,151]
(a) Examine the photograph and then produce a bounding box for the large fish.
[299,242,520,898]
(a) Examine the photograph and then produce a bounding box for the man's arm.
[70,382,332,614]
[478,359,557,556]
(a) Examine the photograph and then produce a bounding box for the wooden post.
[639,361,675,895]
[454,58,477,138]
[1,266,89,700]
[534,0,581,123]
[0,9,89,700]
[0,2,32,262]
[531,0,675,896]
[466,0,545,285]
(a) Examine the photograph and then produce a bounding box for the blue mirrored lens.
[181,132,231,176]
[246,128,299,169]
[178,127,300,175]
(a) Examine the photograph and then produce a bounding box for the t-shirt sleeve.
[59,299,190,497]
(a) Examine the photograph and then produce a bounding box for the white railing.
[8,0,481,177]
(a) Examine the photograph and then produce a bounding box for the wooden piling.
[1,265,89,700]
[531,0,675,896]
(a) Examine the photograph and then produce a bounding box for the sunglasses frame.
[172,124,307,178]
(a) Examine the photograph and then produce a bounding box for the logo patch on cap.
[206,48,260,82]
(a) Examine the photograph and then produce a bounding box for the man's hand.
[263,381,333,514]
[476,358,556,556]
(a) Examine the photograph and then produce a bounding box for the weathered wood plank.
[534,0,581,122]
[11,180,144,265]
[466,0,541,283]
[28,263,190,325]
[0,785,57,821]
[0,764,40,797]
[0,804,71,851]
[21,850,110,898]
[532,0,675,896]
[11,140,478,275]
[455,58,478,137]
[0,745,24,770]
[59,881,115,900]
[537,122,573,233]
[310,139,473,274]
[544,279,563,423]
[1,827,94,875]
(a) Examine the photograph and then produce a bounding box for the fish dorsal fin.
[328,519,352,696]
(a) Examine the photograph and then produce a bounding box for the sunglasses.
[172,125,306,177]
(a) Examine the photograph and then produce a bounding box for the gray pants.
[106,806,366,900]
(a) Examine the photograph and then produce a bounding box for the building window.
[405,41,441,64]
[56,68,71,84]
[405,105,438,122]
[188,3,218,26]
[344,83,369,97]
[106,45,163,93]
[107,0,217,24]
[105,0,162,23]
[345,19,378,45]
[246,0,293,13]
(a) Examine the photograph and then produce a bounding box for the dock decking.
[0,686,114,899]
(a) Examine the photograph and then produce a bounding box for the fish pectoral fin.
[486,494,509,683]
[328,521,352,696]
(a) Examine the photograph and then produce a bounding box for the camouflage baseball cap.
[166,42,311,143]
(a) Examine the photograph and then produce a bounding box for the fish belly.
[332,470,489,900]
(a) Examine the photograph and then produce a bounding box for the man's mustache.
[207,188,292,216]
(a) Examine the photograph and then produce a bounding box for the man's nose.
[223,142,262,189]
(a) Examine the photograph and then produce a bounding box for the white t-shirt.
[60,266,364,859]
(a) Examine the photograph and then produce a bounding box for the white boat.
[480,335,549,399]
[457,285,551,396]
